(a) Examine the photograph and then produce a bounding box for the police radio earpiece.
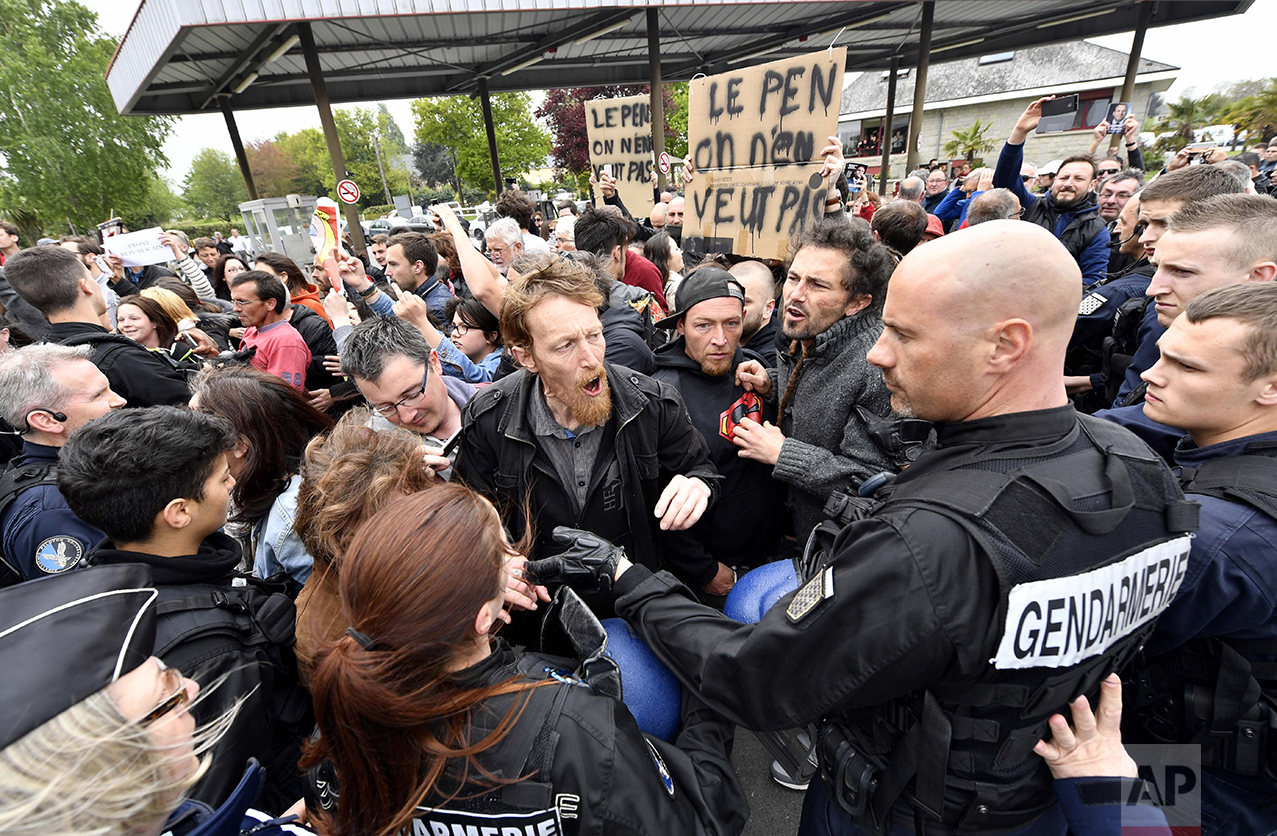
[29,408,68,423]
[0,408,70,435]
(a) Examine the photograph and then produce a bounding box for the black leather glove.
[527,527,625,594]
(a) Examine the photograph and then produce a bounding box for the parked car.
[362,218,393,237]
[405,215,436,233]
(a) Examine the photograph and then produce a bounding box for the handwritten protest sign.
[586,94,656,214]
[683,48,845,260]
[101,227,172,268]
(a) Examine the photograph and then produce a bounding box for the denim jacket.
[253,475,313,584]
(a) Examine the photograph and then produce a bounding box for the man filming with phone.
[994,96,1110,287]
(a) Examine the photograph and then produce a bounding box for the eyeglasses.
[141,659,190,726]
[1021,175,1034,182]
[452,322,472,336]
[1098,169,1121,177]
[230,297,262,309]
[372,365,429,418]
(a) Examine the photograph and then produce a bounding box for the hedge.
[169,218,236,240]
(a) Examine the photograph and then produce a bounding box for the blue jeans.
[797,776,1068,836]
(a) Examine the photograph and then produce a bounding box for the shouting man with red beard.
[455,256,720,609]
[653,267,786,599]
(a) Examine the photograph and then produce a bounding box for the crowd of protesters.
[1,90,1277,836]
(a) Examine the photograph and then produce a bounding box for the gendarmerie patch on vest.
[410,805,563,836]
[992,536,1191,669]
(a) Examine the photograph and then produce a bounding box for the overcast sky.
[84,1,1277,185]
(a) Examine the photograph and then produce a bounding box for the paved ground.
[733,728,807,836]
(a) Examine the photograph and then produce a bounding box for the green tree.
[1220,81,1277,144]
[1155,94,1227,152]
[377,104,409,153]
[412,93,551,196]
[332,107,409,206]
[183,149,248,219]
[666,82,689,162]
[246,138,302,198]
[412,141,458,190]
[120,175,186,230]
[943,120,996,162]
[275,129,330,196]
[0,0,174,238]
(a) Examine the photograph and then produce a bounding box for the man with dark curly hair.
[733,218,899,543]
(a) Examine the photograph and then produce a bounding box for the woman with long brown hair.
[304,483,748,836]
[190,364,334,583]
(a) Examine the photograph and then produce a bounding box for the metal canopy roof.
[107,0,1250,117]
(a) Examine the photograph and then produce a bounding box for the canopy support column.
[879,56,899,195]
[1112,2,1152,155]
[220,98,259,202]
[478,77,504,196]
[647,7,667,195]
[298,21,366,254]
[904,1,934,173]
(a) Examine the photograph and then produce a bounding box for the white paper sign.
[102,227,172,268]
[992,536,1191,670]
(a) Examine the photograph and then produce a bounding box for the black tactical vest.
[1022,198,1107,263]
[1126,450,1277,777]
[824,414,1198,834]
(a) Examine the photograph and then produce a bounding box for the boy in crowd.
[58,406,309,810]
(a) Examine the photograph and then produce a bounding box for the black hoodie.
[89,532,307,812]
[743,315,782,369]
[653,337,786,569]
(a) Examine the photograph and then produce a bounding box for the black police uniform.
[611,406,1197,834]
[359,638,749,836]
[0,441,103,586]
[1124,430,1277,834]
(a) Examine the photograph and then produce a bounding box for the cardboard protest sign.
[101,227,172,268]
[683,48,845,260]
[586,94,656,214]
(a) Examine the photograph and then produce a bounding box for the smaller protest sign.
[586,94,657,213]
[101,227,172,268]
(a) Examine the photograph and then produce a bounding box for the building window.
[838,121,862,155]
[978,51,1014,65]
[853,115,909,157]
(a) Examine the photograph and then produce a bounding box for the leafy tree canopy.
[412,92,550,196]
[0,0,174,239]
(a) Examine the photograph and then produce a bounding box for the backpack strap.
[0,461,60,584]
[1179,455,1277,524]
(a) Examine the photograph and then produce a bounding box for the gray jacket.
[767,312,894,541]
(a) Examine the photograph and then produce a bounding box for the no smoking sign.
[337,179,361,204]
